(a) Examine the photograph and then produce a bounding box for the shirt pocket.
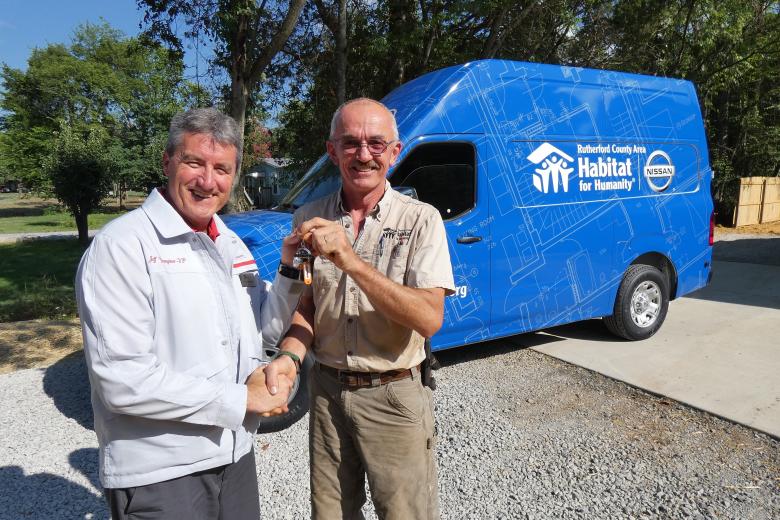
[314,256,339,286]
[232,267,262,308]
[385,243,410,284]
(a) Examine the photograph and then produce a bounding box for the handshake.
[245,360,297,417]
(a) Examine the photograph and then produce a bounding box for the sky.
[0,0,203,72]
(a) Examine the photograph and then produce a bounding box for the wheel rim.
[264,347,301,404]
[629,281,662,328]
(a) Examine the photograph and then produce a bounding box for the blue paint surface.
[224,59,713,351]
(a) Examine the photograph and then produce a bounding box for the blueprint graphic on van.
[226,59,713,351]
[381,60,712,347]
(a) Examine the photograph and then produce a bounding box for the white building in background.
[243,158,290,208]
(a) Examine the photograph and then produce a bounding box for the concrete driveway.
[521,234,780,439]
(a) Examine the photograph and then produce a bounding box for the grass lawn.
[0,239,87,322]
[0,192,144,234]
[0,211,121,234]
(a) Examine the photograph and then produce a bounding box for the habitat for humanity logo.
[527,143,574,193]
[528,142,642,195]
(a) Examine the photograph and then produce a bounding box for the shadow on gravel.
[713,236,780,266]
[434,320,617,368]
[69,448,102,492]
[435,331,561,368]
[435,337,530,368]
[0,465,107,520]
[43,351,93,430]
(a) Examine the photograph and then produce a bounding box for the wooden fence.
[733,177,780,226]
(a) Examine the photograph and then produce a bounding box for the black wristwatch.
[277,262,300,280]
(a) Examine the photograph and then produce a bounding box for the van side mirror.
[393,186,419,200]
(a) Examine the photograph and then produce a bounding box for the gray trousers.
[104,448,260,520]
[309,363,439,520]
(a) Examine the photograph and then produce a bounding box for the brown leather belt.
[317,362,421,389]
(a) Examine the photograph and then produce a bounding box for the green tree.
[272,0,585,174]
[0,23,202,211]
[273,0,779,221]
[597,0,780,218]
[43,127,115,244]
[138,0,308,212]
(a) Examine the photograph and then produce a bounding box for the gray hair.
[166,108,243,171]
[329,98,399,141]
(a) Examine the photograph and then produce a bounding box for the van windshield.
[274,155,341,212]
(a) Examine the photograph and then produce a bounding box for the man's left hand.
[280,231,302,266]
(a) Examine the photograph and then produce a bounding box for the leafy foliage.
[0,23,200,195]
[270,0,779,219]
[2,2,779,220]
[137,0,308,212]
[43,127,116,244]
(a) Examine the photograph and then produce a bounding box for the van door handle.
[457,236,482,244]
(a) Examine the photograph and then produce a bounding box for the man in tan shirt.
[265,98,455,519]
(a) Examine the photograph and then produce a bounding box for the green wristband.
[275,350,301,373]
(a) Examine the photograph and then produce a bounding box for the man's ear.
[162,152,172,178]
[389,141,403,166]
[326,140,339,165]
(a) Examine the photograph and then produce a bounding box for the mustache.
[352,160,379,169]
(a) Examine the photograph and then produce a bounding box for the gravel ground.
[1,342,778,520]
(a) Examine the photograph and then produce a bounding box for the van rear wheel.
[604,264,669,341]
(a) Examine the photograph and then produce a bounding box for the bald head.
[329,98,399,141]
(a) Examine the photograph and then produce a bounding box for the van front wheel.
[604,264,669,341]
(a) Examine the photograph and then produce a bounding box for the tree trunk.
[336,0,347,106]
[385,0,416,93]
[482,7,509,59]
[419,0,440,69]
[226,73,250,214]
[482,2,538,59]
[119,180,126,210]
[225,0,307,214]
[313,0,347,106]
[75,211,89,246]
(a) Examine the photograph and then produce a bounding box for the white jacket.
[76,189,303,488]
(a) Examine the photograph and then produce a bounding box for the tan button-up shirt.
[293,182,455,372]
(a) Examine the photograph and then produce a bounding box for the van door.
[488,140,617,337]
[389,137,492,349]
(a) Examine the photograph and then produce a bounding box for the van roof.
[382,59,704,144]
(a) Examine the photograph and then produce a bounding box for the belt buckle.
[335,369,349,385]
[337,369,359,388]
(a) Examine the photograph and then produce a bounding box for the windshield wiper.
[272,202,298,213]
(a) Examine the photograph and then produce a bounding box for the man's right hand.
[297,217,361,273]
[264,355,298,396]
[246,367,292,416]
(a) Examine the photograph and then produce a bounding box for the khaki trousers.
[309,363,439,520]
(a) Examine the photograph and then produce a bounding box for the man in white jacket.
[76,108,304,519]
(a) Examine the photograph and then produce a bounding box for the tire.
[603,264,669,341]
[256,352,313,434]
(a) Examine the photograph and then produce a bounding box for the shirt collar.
[143,188,224,241]
[336,180,393,222]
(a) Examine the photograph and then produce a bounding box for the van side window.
[390,142,476,220]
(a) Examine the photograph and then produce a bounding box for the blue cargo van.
[224,59,714,430]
